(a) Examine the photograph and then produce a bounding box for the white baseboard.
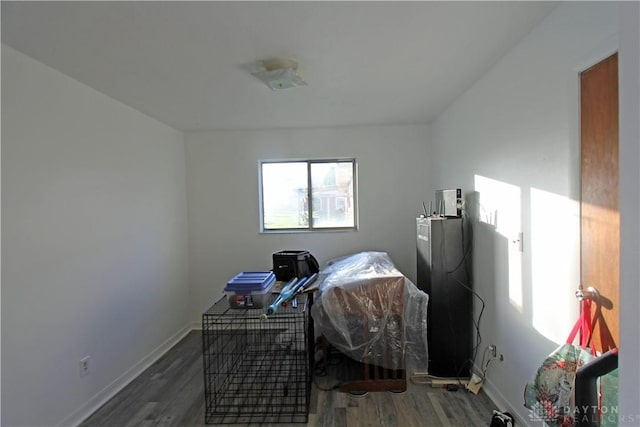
[482,377,532,426]
[57,323,196,427]
[470,364,533,426]
[190,320,202,330]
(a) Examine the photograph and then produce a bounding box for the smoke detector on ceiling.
[251,58,307,90]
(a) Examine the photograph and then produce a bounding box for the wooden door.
[580,53,619,351]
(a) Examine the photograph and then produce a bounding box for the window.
[260,159,357,231]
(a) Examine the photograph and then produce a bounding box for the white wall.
[618,2,640,424]
[430,3,619,425]
[185,125,431,317]
[1,45,191,427]
[3,3,636,426]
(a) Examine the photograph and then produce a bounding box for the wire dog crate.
[202,294,311,424]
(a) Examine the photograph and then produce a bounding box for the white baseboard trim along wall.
[59,325,194,427]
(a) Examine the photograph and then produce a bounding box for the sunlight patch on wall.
[530,187,580,344]
[474,175,523,311]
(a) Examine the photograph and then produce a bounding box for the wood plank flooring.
[81,331,497,427]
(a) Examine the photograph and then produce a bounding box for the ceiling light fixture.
[251,58,307,90]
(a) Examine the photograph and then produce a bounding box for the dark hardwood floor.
[80,331,497,427]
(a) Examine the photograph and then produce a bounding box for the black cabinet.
[416,217,473,377]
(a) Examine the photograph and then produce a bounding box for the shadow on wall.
[465,188,577,423]
[470,175,581,347]
[466,182,581,422]
[472,216,557,352]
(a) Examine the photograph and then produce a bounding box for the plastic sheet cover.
[310,251,429,372]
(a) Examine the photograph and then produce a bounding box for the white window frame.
[259,158,358,233]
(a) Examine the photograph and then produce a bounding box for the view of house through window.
[261,159,357,231]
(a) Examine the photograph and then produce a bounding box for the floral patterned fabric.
[524,343,595,426]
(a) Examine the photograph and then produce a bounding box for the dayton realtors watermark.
[529,403,639,425]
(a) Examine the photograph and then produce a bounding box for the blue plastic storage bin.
[224,271,276,308]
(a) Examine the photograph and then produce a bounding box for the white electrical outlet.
[489,344,497,357]
[512,232,524,252]
[79,356,91,377]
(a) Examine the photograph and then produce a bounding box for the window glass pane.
[262,162,308,229]
[310,161,355,228]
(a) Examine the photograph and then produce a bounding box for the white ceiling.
[2,1,557,132]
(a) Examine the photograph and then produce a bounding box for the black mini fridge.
[416,217,473,378]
